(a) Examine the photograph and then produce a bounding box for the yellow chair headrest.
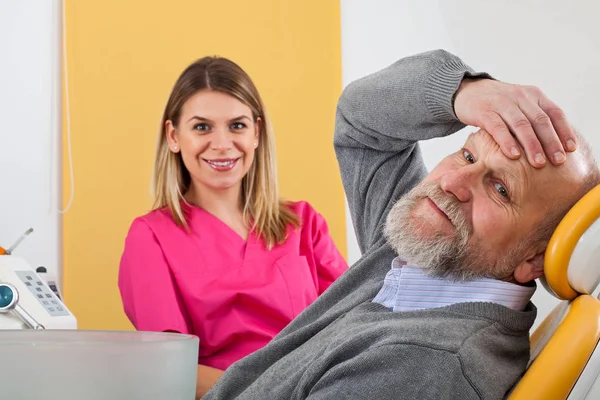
[541,184,600,300]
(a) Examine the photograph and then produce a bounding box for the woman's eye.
[193,123,210,131]
[230,122,246,130]
[463,150,475,164]
[494,182,509,198]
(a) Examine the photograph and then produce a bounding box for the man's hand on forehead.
[453,78,577,169]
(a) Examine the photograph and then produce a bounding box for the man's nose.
[439,166,478,203]
[210,128,233,150]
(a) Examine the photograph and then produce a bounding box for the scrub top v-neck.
[118,201,348,370]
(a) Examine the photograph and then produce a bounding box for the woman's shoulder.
[123,208,191,252]
[125,208,177,236]
[283,200,331,231]
[283,200,321,221]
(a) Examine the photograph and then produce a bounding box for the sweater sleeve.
[306,344,481,400]
[334,49,491,252]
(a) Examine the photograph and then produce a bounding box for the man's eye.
[463,150,475,163]
[193,123,210,131]
[494,182,509,198]
[230,122,246,130]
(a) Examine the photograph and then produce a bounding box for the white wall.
[0,1,62,281]
[340,0,600,326]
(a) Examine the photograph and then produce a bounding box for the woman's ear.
[165,120,179,152]
[254,117,262,144]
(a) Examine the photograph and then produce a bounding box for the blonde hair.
[152,57,300,249]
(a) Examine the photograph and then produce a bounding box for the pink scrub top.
[118,201,348,370]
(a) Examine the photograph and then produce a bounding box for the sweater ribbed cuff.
[425,59,493,122]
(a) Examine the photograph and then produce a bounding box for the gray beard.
[384,181,516,281]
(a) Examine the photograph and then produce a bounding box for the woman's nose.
[210,129,233,150]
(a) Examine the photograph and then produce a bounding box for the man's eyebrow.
[500,165,523,186]
[470,133,526,201]
[463,133,479,150]
[495,153,528,202]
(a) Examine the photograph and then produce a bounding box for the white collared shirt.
[373,258,536,312]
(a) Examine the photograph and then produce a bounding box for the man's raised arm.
[334,49,488,252]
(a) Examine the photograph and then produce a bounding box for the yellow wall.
[63,1,345,330]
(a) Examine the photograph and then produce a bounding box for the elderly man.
[203,50,600,399]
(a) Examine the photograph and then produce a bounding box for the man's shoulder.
[364,307,530,399]
[451,310,531,399]
[345,302,530,369]
[365,306,501,352]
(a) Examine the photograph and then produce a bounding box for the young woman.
[118,57,348,397]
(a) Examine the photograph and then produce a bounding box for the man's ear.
[514,251,545,284]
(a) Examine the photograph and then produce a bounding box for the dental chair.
[508,184,600,400]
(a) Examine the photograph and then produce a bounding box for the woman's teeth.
[209,160,233,167]
[205,158,238,170]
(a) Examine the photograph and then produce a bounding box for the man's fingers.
[517,97,566,166]
[538,95,578,152]
[493,103,547,168]
[456,80,576,169]
[480,110,521,160]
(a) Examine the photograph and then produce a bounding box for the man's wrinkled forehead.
[465,129,518,154]
[465,130,529,177]
[464,129,588,205]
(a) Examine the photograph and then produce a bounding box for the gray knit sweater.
[203,50,536,400]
